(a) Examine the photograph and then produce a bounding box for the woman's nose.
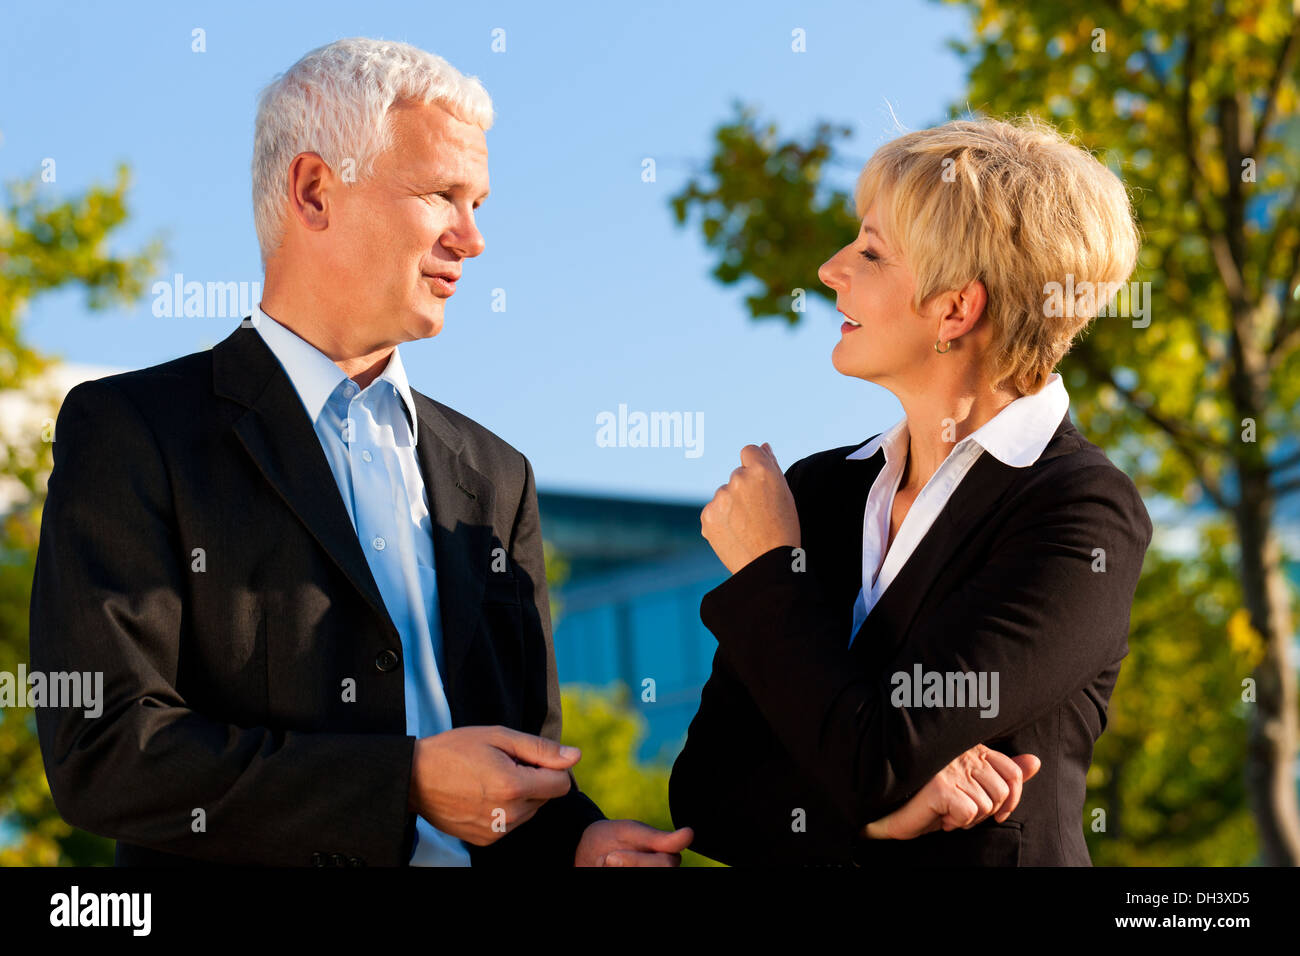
[817,256,842,291]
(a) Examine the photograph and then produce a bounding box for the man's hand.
[862,744,1041,840]
[574,819,694,866]
[701,443,801,574]
[408,726,580,846]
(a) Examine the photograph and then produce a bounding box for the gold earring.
[934,338,951,354]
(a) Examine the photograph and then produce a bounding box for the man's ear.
[285,151,333,233]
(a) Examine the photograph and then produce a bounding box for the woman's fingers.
[939,788,981,831]
[983,749,1029,822]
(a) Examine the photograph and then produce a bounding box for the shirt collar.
[845,372,1069,468]
[252,306,420,445]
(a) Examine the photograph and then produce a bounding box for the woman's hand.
[862,744,1041,840]
[701,443,801,574]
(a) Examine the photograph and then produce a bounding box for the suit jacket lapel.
[214,323,497,716]
[848,409,1079,660]
[810,452,883,638]
[410,391,494,714]
[215,323,395,632]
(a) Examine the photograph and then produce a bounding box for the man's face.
[325,100,489,346]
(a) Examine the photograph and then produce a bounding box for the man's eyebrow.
[421,179,490,201]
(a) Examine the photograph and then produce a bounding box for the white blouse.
[845,372,1071,645]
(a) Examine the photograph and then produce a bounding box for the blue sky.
[2,0,972,501]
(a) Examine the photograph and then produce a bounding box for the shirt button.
[372,536,386,551]
[375,648,400,672]
[343,383,356,397]
[361,449,373,462]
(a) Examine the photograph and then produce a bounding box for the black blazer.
[669,410,1152,866]
[29,321,604,866]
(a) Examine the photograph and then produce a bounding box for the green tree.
[670,0,1300,863]
[545,543,718,865]
[0,165,159,865]
[1087,524,1258,864]
[558,683,720,866]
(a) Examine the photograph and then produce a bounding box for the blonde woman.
[670,116,1152,866]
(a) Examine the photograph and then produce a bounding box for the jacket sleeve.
[30,380,417,866]
[698,461,1152,828]
[496,453,605,864]
[668,456,818,863]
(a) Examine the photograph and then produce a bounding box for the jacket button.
[348,856,365,867]
[375,648,400,672]
[331,853,347,867]
[311,852,326,867]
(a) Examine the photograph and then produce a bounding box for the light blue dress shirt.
[252,307,471,866]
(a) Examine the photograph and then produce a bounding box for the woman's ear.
[935,278,989,343]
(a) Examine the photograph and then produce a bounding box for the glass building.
[538,491,726,763]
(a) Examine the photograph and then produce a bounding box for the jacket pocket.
[854,819,1023,867]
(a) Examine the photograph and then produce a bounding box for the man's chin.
[409,308,445,339]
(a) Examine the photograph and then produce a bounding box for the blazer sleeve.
[668,456,820,862]
[698,460,1152,828]
[495,453,605,864]
[30,380,418,866]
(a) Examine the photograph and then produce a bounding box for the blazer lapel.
[848,409,1079,660]
[813,451,885,638]
[214,323,395,633]
[411,391,494,714]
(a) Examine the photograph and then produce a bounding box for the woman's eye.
[859,248,878,262]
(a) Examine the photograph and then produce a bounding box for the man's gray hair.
[251,37,494,263]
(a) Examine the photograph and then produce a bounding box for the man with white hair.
[30,37,691,867]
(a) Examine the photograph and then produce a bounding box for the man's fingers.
[492,727,581,769]
[602,850,682,867]
[633,825,693,852]
[509,764,575,801]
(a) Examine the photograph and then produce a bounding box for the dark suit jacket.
[669,410,1152,866]
[29,321,604,866]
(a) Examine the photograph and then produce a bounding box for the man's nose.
[445,216,485,259]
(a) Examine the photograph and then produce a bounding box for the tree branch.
[1272,445,1300,474]
[1272,475,1300,499]
[1073,341,1231,510]
[1251,20,1300,155]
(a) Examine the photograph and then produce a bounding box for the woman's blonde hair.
[854,115,1140,395]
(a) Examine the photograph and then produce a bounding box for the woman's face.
[818,198,934,386]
